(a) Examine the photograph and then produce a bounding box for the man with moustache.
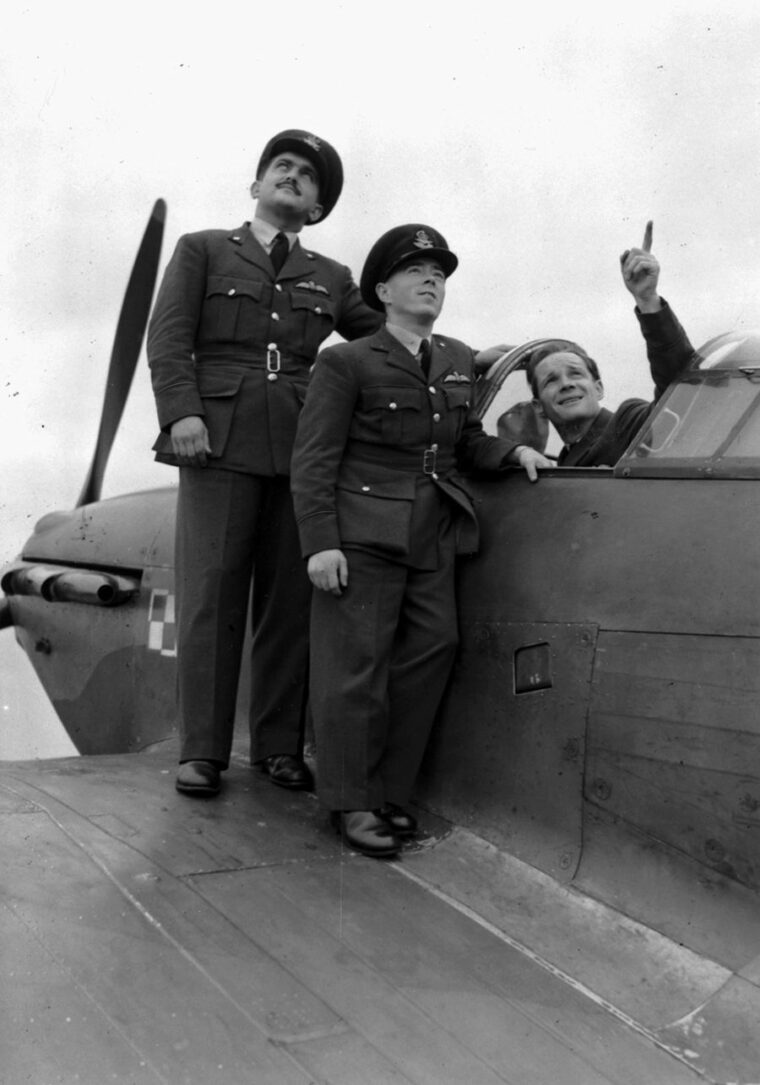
[148,129,381,798]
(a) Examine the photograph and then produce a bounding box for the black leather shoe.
[332,810,400,858]
[259,754,314,791]
[379,803,418,837]
[176,760,221,796]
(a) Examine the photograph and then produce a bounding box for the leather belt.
[195,353,311,372]
[346,440,456,477]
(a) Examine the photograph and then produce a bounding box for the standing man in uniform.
[148,129,381,797]
[291,224,522,857]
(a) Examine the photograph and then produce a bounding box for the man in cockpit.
[504,222,698,474]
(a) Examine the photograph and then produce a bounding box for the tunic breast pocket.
[289,292,337,351]
[203,276,265,342]
[441,385,472,437]
[359,387,424,444]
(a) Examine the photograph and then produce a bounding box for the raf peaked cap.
[360,224,459,310]
[257,129,343,223]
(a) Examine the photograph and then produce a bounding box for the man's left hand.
[512,445,554,482]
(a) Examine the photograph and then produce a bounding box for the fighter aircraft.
[2,205,759,1084]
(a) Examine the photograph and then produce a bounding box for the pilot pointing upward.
[505,222,698,471]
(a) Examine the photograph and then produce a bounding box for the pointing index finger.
[642,220,653,253]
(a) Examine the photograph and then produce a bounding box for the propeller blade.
[0,598,13,630]
[76,199,166,508]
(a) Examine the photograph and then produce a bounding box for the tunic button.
[433,413,441,422]
[267,373,278,382]
[431,443,439,451]
[227,288,236,296]
[389,402,398,410]
[315,306,322,314]
[268,342,278,350]
[272,312,280,321]
[361,485,370,492]
[275,283,283,292]
[428,386,436,395]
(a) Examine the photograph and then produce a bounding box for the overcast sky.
[2,0,760,568]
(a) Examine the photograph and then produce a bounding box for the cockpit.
[479,330,760,479]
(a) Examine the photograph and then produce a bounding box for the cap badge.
[303,134,322,151]
[413,229,434,249]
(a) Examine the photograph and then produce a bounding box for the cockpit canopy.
[615,330,760,478]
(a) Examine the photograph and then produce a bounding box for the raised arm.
[620,220,697,397]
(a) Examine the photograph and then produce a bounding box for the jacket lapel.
[428,338,451,384]
[277,239,319,281]
[372,327,425,381]
[228,224,272,274]
[227,227,319,282]
[430,337,474,390]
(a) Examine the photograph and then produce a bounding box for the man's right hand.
[307,549,349,595]
[170,416,211,466]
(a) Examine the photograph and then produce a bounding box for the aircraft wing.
[3,739,757,1084]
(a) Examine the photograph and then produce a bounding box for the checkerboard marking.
[147,589,177,657]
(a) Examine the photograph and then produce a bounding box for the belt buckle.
[266,347,281,373]
[423,447,438,475]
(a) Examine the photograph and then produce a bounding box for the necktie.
[418,338,431,379]
[270,232,289,275]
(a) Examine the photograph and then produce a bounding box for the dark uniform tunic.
[147,222,379,767]
[291,326,516,811]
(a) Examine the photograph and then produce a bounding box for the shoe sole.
[175,782,220,797]
[340,834,400,858]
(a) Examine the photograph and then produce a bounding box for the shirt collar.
[385,322,429,357]
[249,218,298,252]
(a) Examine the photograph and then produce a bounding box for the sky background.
[2,0,760,753]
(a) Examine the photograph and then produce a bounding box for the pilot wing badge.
[443,371,471,384]
[295,280,330,295]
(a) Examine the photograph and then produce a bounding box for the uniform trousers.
[175,467,311,767]
[309,543,459,811]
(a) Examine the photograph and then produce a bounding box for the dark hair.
[525,341,601,397]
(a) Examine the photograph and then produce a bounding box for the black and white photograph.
[2,3,760,1082]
